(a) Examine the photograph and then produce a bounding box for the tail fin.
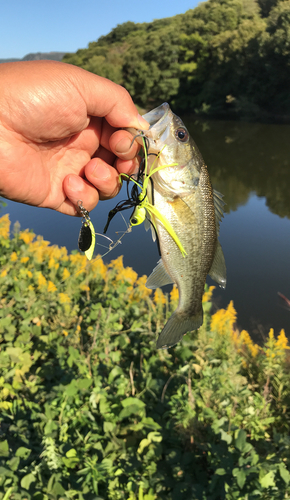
[156,310,203,349]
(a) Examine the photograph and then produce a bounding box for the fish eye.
[175,127,189,142]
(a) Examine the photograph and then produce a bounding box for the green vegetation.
[0,53,66,64]
[0,213,290,499]
[63,0,290,121]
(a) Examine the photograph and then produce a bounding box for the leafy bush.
[0,214,290,499]
[63,0,290,120]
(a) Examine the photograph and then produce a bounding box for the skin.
[0,60,149,216]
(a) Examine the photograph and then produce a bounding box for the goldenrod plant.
[0,214,290,499]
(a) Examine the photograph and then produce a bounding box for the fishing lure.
[77,200,96,261]
[103,137,187,257]
[103,136,149,234]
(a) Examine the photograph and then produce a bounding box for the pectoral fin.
[208,241,226,288]
[146,259,174,289]
[144,216,157,242]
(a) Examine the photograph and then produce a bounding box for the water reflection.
[1,117,290,342]
[187,118,290,341]
[188,119,290,218]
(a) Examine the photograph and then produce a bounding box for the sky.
[1,0,202,59]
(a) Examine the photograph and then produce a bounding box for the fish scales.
[127,103,226,348]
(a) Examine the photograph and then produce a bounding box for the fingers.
[99,124,140,161]
[63,154,140,214]
[84,156,139,200]
[63,173,100,213]
[109,129,140,160]
[63,124,141,215]
[85,158,120,200]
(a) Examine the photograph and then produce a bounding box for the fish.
[127,103,226,349]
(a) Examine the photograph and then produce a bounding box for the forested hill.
[0,52,66,64]
[63,0,290,121]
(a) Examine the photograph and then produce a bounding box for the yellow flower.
[27,270,33,278]
[137,275,152,298]
[62,268,70,280]
[49,245,68,261]
[202,285,215,303]
[210,301,237,335]
[48,257,59,270]
[227,301,237,330]
[28,238,50,263]
[0,269,7,278]
[170,284,179,303]
[109,255,124,272]
[109,257,138,291]
[249,343,260,357]
[116,267,138,287]
[154,289,166,306]
[19,229,35,244]
[80,283,90,291]
[20,256,29,263]
[240,329,252,347]
[10,252,17,262]
[63,330,68,336]
[91,256,107,279]
[37,272,47,290]
[0,214,10,239]
[276,329,290,350]
[240,330,260,357]
[58,293,71,304]
[230,328,260,359]
[47,281,57,292]
[129,275,152,301]
[70,252,87,272]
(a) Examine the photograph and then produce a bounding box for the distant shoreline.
[0,52,66,64]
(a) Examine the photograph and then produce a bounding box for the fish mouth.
[126,102,172,147]
[143,103,171,132]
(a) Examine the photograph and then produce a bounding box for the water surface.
[2,118,290,342]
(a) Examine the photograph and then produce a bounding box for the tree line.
[63,0,290,120]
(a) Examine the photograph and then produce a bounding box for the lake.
[2,117,290,343]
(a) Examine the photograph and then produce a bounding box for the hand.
[0,60,148,215]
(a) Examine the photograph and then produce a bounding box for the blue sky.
[1,0,202,59]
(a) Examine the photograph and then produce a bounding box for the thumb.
[71,67,149,129]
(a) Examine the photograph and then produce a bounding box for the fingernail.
[138,113,150,130]
[115,137,132,154]
[92,163,111,180]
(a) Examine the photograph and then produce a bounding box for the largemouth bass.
[128,103,226,349]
